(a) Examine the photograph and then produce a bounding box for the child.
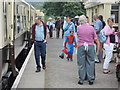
[62,30,77,61]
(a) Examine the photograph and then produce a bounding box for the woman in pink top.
[103,18,118,74]
[77,15,100,85]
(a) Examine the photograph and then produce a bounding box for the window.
[31,16,33,25]
[27,10,29,22]
[111,4,119,23]
[3,0,7,13]
[14,15,16,35]
[111,11,119,23]
[24,16,26,28]
[22,16,24,29]
[4,15,7,41]
[24,7,25,15]
[16,5,19,14]
[95,8,97,13]
[111,4,119,10]
[17,16,21,33]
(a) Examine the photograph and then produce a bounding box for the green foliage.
[43,2,86,17]
[43,2,64,16]
[29,2,44,10]
[44,15,49,23]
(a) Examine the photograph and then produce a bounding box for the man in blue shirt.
[93,14,103,63]
[59,16,75,59]
[47,17,54,38]
[32,16,49,72]
[94,14,103,34]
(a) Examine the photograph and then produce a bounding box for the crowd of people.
[32,14,119,85]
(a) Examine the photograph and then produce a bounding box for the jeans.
[56,28,60,38]
[49,26,53,38]
[77,45,95,83]
[34,42,46,68]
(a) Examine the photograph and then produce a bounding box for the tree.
[29,2,44,10]
[43,2,86,17]
[43,2,64,16]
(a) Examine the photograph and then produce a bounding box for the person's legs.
[34,42,41,72]
[57,28,60,38]
[56,28,60,38]
[86,45,95,84]
[97,43,103,62]
[100,44,104,62]
[62,30,64,39]
[103,43,114,72]
[77,46,86,84]
[40,43,46,69]
[50,26,53,38]
[94,44,99,63]
[49,26,53,38]
[49,28,52,38]
[68,45,74,61]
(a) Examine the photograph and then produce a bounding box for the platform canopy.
[24,0,86,2]
[84,0,120,3]
[84,0,120,9]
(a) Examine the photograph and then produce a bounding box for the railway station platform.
[45,38,119,89]
[12,45,45,89]
[11,32,120,89]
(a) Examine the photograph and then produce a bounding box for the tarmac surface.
[15,31,120,89]
[45,38,118,88]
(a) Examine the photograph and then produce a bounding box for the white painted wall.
[0,1,4,49]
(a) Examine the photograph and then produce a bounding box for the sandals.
[103,70,113,74]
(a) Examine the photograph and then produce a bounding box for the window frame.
[111,4,119,24]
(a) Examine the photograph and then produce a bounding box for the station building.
[84,0,120,31]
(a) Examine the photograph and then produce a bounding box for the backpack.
[98,29,106,43]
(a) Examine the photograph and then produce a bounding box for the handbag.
[110,34,115,43]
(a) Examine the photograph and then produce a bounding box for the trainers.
[59,55,64,59]
[89,81,93,85]
[43,65,46,70]
[78,81,83,85]
[35,68,41,72]
[66,57,69,61]
[95,61,100,63]
[70,58,73,61]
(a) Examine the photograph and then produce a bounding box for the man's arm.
[94,38,100,56]
[44,27,49,43]
[32,23,37,42]
[96,29,100,34]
